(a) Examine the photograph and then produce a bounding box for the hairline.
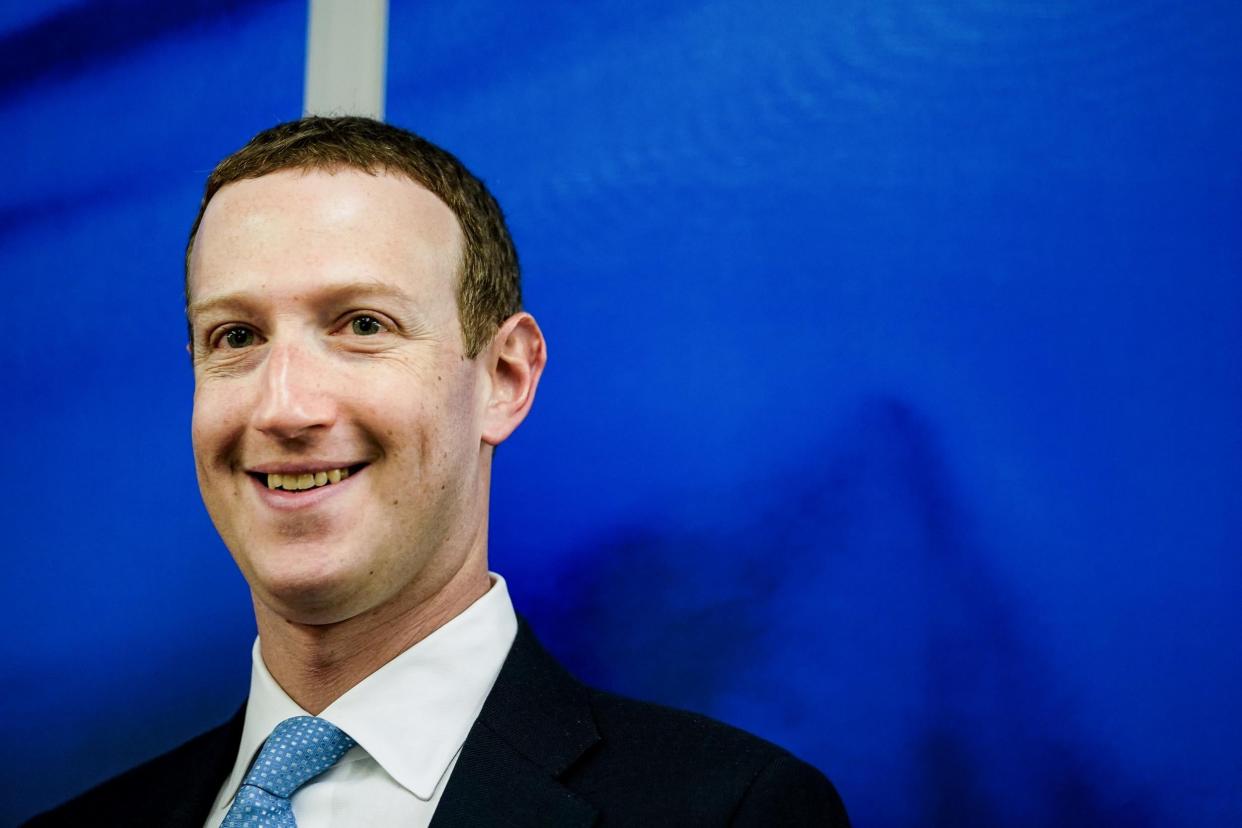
[184,160,467,307]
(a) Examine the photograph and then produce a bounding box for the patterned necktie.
[221,715,356,828]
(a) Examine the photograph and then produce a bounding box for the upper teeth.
[266,468,350,490]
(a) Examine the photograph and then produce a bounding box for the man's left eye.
[350,316,385,336]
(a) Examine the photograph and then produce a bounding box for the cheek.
[191,385,245,466]
[190,396,212,464]
[417,395,473,469]
[373,365,479,462]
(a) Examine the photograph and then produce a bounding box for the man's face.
[188,168,489,625]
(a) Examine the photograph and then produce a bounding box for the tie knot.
[243,716,356,798]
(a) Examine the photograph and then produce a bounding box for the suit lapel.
[430,620,599,828]
[167,703,248,826]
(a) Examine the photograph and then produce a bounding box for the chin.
[242,544,378,625]
[258,578,374,626]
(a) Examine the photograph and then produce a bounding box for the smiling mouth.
[246,463,369,492]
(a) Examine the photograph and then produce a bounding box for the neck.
[252,547,491,715]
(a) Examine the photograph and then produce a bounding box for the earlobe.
[481,312,547,446]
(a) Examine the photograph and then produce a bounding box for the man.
[27,117,848,826]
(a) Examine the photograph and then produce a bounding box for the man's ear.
[480,312,547,446]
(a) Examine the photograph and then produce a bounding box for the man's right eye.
[222,327,256,349]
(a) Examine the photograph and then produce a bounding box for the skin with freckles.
[187,168,545,713]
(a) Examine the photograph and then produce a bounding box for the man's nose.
[251,341,337,439]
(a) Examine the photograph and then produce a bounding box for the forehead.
[189,167,463,311]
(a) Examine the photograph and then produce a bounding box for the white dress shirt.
[204,575,518,828]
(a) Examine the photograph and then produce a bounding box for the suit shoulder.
[576,689,849,825]
[730,750,851,826]
[22,711,243,828]
[586,688,788,766]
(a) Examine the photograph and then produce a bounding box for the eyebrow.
[187,280,420,323]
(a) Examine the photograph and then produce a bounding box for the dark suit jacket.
[25,621,849,826]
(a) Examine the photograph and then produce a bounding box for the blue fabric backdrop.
[3,1,1240,824]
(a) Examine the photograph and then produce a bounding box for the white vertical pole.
[304,0,389,119]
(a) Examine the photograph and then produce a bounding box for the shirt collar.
[213,574,517,809]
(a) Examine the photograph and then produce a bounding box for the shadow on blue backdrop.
[527,397,1163,826]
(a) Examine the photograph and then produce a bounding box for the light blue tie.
[221,715,356,828]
